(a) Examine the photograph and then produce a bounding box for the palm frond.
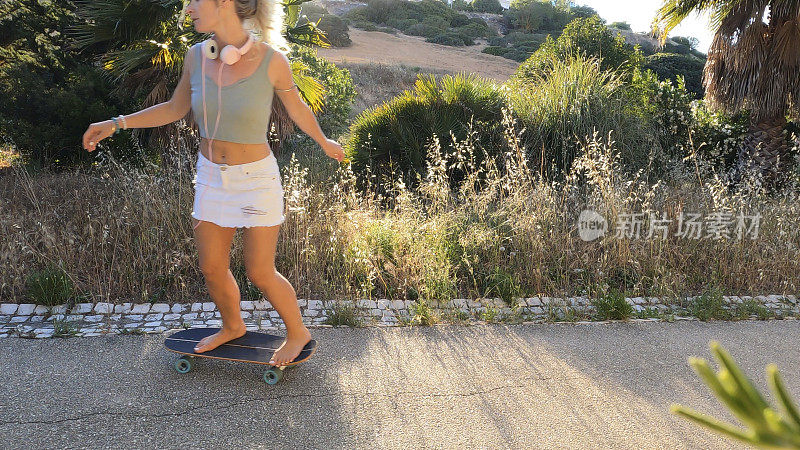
[290,59,326,113]
[286,21,330,48]
[71,0,181,49]
[653,0,711,44]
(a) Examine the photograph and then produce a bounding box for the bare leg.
[243,223,311,366]
[191,218,247,353]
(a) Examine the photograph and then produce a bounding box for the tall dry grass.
[1,108,799,306]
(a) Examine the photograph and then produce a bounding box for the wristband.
[118,115,128,130]
[110,117,119,134]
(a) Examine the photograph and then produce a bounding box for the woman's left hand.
[320,138,346,163]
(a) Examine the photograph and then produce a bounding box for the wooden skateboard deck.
[164,327,317,384]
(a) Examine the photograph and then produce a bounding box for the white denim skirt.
[191,151,285,228]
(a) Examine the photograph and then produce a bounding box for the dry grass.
[337,61,447,120]
[1,111,799,305]
[315,28,520,82]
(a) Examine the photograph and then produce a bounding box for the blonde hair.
[179,0,292,55]
[237,0,292,54]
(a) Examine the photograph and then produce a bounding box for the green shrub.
[343,6,369,23]
[421,15,450,31]
[483,267,522,306]
[627,68,695,161]
[0,0,137,170]
[644,53,706,98]
[504,31,548,46]
[345,72,509,196]
[514,16,643,80]
[457,21,493,39]
[505,0,573,33]
[299,14,352,47]
[471,0,504,14]
[609,21,631,30]
[450,13,471,28]
[483,46,510,56]
[508,54,656,180]
[25,265,75,307]
[409,299,440,326]
[504,49,533,62]
[405,23,442,39]
[324,301,365,327]
[387,17,419,32]
[428,32,474,46]
[299,3,329,16]
[592,288,634,320]
[690,101,750,172]
[689,286,731,321]
[291,46,357,138]
[451,0,471,11]
[488,35,507,46]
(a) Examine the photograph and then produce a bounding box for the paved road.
[2,321,799,449]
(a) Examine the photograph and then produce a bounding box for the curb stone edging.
[0,294,797,338]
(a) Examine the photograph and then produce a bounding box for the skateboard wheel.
[263,367,284,385]
[174,357,194,374]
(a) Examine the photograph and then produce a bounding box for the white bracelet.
[118,115,128,129]
[274,84,298,92]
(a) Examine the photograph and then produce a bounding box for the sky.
[581,0,714,53]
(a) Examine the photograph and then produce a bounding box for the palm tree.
[653,0,800,191]
[70,0,329,157]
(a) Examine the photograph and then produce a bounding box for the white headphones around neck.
[202,32,255,65]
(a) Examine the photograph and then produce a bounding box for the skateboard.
[164,327,317,384]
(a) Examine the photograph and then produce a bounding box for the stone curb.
[0,294,797,339]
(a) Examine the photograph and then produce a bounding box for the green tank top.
[190,43,275,144]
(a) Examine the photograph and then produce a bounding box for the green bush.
[483,46,510,56]
[25,265,76,307]
[428,33,470,47]
[387,17,419,32]
[345,72,510,196]
[508,54,656,180]
[299,14,352,47]
[291,46,358,138]
[609,21,631,30]
[690,101,750,172]
[421,15,451,31]
[483,267,522,306]
[299,3,329,17]
[0,0,136,170]
[689,286,731,321]
[504,49,536,62]
[627,68,695,161]
[514,16,643,81]
[488,35,507,46]
[644,52,707,98]
[504,0,574,33]
[457,21,493,39]
[405,23,443,39]
[343,7,369,23]
[450,13,471,28]
[349,0,491,42]
[471,0,504,14]
[592,288,634,320]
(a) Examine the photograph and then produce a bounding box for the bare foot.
[194,324,246,353]
[269,328,312,366]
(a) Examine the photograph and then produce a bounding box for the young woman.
[81,0,345,366]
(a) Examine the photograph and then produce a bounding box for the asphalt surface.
[2,320,799,449]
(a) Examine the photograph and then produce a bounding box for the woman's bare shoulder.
[186,42,200,77]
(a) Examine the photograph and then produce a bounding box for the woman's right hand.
[82,120,115,152]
